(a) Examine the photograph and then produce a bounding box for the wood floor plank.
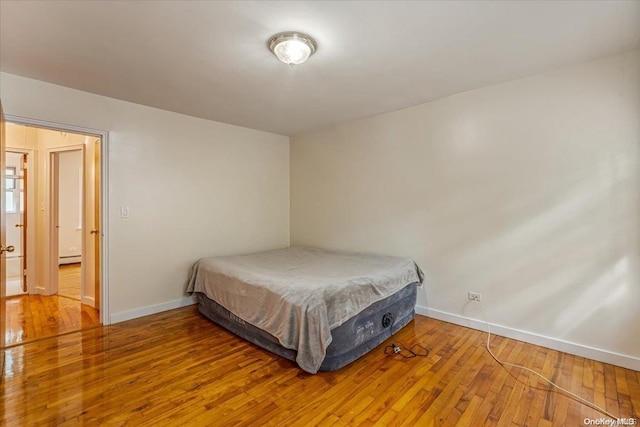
[1,307,638,426]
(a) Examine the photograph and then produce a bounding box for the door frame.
[5,114,110,325]
[5,148,36,295]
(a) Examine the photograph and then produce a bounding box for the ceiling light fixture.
[268,32,317,66]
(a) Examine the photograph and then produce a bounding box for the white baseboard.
[81,296,95,307]
[109,296,196,324]
[415,305,640,372]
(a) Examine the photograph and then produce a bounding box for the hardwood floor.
[4,263,100,346]
[1,307,638,426]
[4,294,100,347]
[57,263,82,300]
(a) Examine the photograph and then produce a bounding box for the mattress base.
[196,282,417,372]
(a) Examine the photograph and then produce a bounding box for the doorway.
[51,148,83,302]
[48,147,83,298]
[3,122,106,346]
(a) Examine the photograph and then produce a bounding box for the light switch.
[120,206,130,218]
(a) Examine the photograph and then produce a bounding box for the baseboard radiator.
[59,255,81,265]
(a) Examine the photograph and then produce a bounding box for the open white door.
[5,151,27,296]
[1,100,8,377]
[91,138,101,310]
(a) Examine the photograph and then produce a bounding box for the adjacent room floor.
[57,263,83,300]
[2,306,638,425]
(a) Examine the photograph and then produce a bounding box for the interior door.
[1,100,8,376]
[21,153,27,293]
[92,138,101,309]
[5,152,27,296]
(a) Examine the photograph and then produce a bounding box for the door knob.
[15,224,24,228]
[90,229,99,235]
[0,245,15,254]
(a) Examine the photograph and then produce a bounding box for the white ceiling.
[1,1,639,136]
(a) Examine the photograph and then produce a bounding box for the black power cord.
[384,342,430,358]
[381,312,430,359]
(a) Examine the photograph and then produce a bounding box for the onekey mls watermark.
[584,418,637,426]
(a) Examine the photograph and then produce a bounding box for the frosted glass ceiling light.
[268,32,317,66]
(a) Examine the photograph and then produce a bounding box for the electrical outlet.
[467,291,482,302]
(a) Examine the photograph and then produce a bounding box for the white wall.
[0,72,290,322]
[291,50,640,370]
[57,149,83,260]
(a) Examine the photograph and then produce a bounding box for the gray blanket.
[187,247,424,373]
